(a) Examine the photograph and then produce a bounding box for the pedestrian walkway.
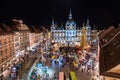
[23,58,39,80]
[76,69,91,80]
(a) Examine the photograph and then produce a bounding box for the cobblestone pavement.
[23,57,92,80]
[2,51,97,80]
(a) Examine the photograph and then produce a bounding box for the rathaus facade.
[51,10,97,46]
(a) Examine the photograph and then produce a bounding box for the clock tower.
[65,9,77,45]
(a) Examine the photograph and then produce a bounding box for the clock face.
[69,26,72,29]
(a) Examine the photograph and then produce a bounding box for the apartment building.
[0,24,14,71]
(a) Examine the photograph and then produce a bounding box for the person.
[54,73,56,76]
[16,71,18,76]
[61,59,64,63]
[17,76,20,80]
[54,60,57,64]
[46,73,49,78]
[54,73,57,79]
[0,74,3,80]
[9,73,11,79]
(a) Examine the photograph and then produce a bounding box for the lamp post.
[40,42,42,54]
[45,39,47,53]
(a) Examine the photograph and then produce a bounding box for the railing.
[102,31,120,48]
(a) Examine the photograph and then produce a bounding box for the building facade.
[0,20,50,76]
[0,24,15,71]
[99,26,120,79]
[10,21,21,61]
[29,26,41,52]
[51,10,97,46]
[12,19,30,56]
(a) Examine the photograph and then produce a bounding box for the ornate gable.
[20,24,29,31]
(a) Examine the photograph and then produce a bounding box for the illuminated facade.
[12,19,30,56]
[51,10,97,46]
[29,26,41,51]
[0,24,15,71]
[0,19,49,75]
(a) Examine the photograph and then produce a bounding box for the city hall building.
[51,10,97,46]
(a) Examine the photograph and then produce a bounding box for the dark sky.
[0,0,120,28]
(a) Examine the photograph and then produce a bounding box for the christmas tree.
[80,23,87,49]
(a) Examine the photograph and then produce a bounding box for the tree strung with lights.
[80,23,87,49]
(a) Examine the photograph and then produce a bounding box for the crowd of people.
[28,44,99,80]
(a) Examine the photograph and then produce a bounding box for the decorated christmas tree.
[80,23,87,49]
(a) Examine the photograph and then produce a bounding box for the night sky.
[0,0,120,28]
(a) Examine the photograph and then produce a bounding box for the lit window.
[0,51,2,56]
[0,42,1,48]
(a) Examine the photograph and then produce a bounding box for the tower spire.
[51,18,55,27]
[87,18,89,25]
[61,21,63,27]
[52,18,55,25]
[69,9,72,20]
[83,22,85,27]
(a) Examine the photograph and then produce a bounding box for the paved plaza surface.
[21,61,91,80]
[2,51,98,80]
[2,43,99,80]
[21,53,94,80]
